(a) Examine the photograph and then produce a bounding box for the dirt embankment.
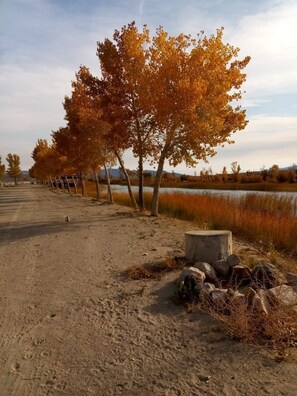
[0,185,296,396]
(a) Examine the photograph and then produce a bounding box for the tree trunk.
[104,164,114,204]
[49,177,54,189]
[151,150,167,216]
[65,176,71,194]
[80,172,87,197]
[58,176,64,191]
[72,176,78,194]
[94,170,100,200]
[115,151,138,210]
[185,230,232,263]
[138,154,144,211]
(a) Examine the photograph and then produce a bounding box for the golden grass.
[53,181,297,257]
[199,291,297,348]
[125,257,185,280]
[113,191,297,257]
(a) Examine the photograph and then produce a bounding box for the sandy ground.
[0,184,296,396]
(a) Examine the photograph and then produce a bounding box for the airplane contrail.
[139,0,144,25]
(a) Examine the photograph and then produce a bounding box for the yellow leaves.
[98,23,250,185]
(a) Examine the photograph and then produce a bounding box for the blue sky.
[0,0,296,174]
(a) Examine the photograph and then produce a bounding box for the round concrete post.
[185,230,232,263]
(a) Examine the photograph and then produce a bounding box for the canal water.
[111,184,296,198]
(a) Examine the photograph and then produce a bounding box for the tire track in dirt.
[1,185,297,396]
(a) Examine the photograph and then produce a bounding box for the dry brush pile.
[179,255,297,347]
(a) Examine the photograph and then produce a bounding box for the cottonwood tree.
[222,166,228,182]
[52,125,89,196]
[31,139,69,188]
[231,161,241,182]
[53,67,115,200]
[98,23,250,215]
[70,66,116,201]
[6,153,22,185]
[30,139,49,182]
[148,27,250,215]
[85,67,139,209]
[97,23,156,210]
[0,156,5,184]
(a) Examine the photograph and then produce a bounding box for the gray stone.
[229,265,252,287]
[180,267,206,284]
[212,259,230,277]
[194,282,216,301]
[227,254,241,267]
[251,293,269,316]
[204,283,216,292]
[266,285,297,312]
[210,289,228,311]
[183,275,200,296]
[193,262,218,284]
[231,292,246,305]
[244,287,257,305]
[286,272,297,286]
[194,283,204,294]
[251,262,286,289]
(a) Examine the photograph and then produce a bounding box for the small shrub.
[198,288,297,348]
[125,257,185,280]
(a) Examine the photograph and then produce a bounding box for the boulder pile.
[179,254,297,316]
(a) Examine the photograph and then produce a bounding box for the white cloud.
[1,0,296,173]
[204,114,297,172]
[225,0,297,98]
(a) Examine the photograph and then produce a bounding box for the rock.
[231,291,246,305]
[210,289,228,311]
[212,259,230,277]
[244,287,257,305]
[266,285,297,312]
[227,254,241,267]
[285,272,297,286]
[229,265,252,287]
[65,216,71,222]
[198,374,211,383]
[193,262,218,284]
[179,267,206,284]
[204,283,216,292]
[251,262,286,289]
[251,289,269,316]
[194,283,204,295]
[250,293,269,316]
[195,282,216,301]
[179,268,206,299]
[183,275,200,296]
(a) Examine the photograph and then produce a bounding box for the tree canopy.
[6,153,22,185]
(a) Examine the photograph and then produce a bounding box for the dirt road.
[0,185,296,395]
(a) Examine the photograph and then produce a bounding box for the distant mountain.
[99,168,125,179]
[99,168,182,179]
[281,165,297,171]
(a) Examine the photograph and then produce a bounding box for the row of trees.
[195,163,297,184]
[0,154,22,185]
[30,22,250,216]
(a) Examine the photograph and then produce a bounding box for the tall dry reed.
[114,191,297,257]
